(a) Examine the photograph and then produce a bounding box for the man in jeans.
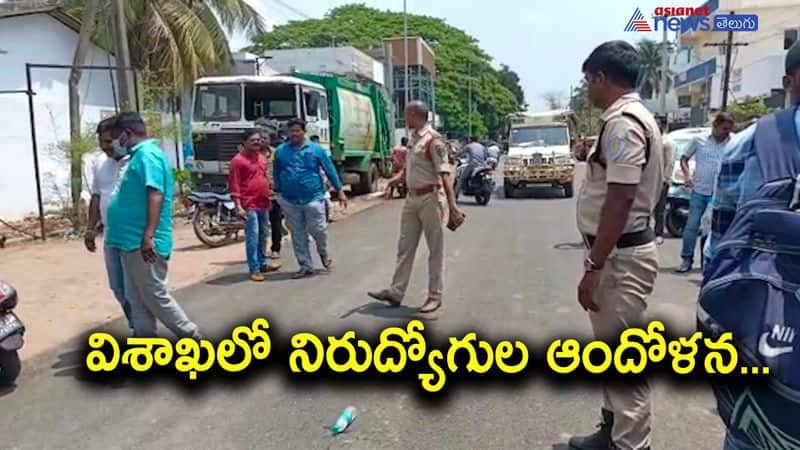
[273,119,348,279]
[105,112,201,339]
[84,116,134,331]
[675,112,734,273]
[229,129,273,282]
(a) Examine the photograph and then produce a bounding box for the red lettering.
[653,5,711,16]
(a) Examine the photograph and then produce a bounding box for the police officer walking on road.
[368,101,464,313]
[570,41,663,450]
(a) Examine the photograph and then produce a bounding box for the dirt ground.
[0,194,388,362]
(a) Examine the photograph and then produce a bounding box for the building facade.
[256,46,384,86]
[0,7,119,221]
[673,0,799,125]
[382,37,436,129]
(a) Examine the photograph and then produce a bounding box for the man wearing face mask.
[83,116,134,332]
[105,112,201,339]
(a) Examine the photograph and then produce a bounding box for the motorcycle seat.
[188,192,232,202]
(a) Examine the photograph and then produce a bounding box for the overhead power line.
[268,0,312,20]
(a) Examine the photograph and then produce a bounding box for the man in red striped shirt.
[229,129,273,282]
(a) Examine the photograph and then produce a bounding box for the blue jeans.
[104,246,133,330]
[245,209,269,273]
[680,191,712,264]
[278,196,328,272]
[723,432,760,450]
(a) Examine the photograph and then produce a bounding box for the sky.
[232,0,675,110]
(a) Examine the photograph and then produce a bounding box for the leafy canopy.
[249,4,524,137]
[64,0,266,89]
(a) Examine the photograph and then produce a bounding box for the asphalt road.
[1,165,726,450]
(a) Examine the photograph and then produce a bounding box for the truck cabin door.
[302,88,330,151]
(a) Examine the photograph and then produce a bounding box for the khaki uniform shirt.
[577,93,664,236]
[405,124,453,190]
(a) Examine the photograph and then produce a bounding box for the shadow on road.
[210,260,247,267]
[553,242,585,251]
[551,444,570,450]
[206,272,252,285]
[339,302,438,322]
[51,349,128,388]
[0,385,17,397]
[506,186,567,200]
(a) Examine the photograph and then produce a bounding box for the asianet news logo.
[624,6,758,33]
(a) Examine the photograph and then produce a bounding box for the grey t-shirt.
[461,142,488,166]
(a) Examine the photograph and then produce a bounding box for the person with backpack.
[701,40,800,450]
[570,40,664,450]
[368,101,464,314]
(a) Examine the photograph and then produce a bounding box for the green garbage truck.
[189,73,393,194]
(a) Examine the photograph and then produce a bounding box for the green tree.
[730,96,774,130]
[497,64,526,107]
[636,38,670,99]
[569,80,602,137]
[64,0,266,89]
[249,4,523,137]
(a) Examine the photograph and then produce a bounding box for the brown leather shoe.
[419,297,442,313]
[367,289,401,307]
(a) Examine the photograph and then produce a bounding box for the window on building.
[786,29,799,50]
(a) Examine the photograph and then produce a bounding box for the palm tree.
[636,38,670,100]
[66,0,266,88]
[65,0,264,223]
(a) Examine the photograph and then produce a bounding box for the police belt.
[583,228,655,249]
[409,185,440,196]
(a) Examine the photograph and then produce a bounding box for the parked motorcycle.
[666,182,691,238]
[186,191,244,248]
[0,281,24,386]
[455,158,496,206]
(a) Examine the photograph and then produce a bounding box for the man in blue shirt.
[273,119,347,279]
[675,112,734,273]
[105,112,201,339]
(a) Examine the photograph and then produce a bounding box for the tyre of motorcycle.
[0,341,21,386]
[665,200,689,238]
[192,206,237,248]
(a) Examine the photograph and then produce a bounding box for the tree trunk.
[68,0,101,227]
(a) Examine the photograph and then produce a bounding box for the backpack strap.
[592,111,651,169]
[425,137,433,162]
[754,105,800,182]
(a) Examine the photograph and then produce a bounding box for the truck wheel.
[503,179,514,198]
[563,182,574,198]
[354,164,378,195]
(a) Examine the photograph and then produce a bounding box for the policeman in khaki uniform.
[569,41,663,450]
[369,101,463,313]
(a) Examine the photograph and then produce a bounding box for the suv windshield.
[194,84,241,122]
[510,126,568,147]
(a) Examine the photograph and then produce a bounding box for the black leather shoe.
[569,409,614,450]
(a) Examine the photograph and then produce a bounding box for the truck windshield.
[510,126,568,147]
[244,84,298,120]
[193,84,241,122]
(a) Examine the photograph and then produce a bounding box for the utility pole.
[467,62,472,137]
[703,19,748,112]
[403,0,409,110]
[111,0,136,111]
[659,24,669,117]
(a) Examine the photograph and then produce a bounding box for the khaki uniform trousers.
[587,241,658,450]
[389,192,445,301]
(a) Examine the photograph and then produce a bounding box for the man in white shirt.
[83,117,134,331]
